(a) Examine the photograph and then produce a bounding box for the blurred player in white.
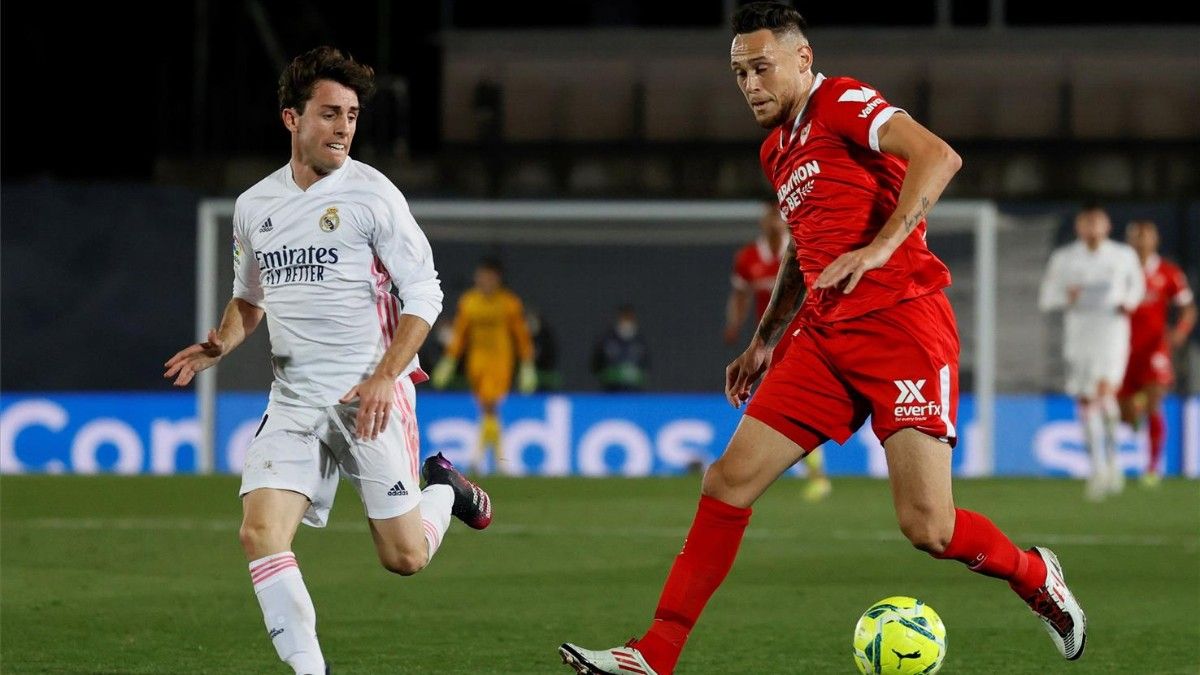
[164,47,491,675]
[1039,205,1144,500]
[723,201,830,501]
[1118,220,1196,485]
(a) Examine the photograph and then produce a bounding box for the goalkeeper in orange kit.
[432,258,536,474]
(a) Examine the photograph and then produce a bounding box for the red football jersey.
[1130,255,1193,353]
[760,74,952,324]
[732,236,788,320]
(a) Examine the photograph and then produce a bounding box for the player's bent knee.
[378,548,429,576]
[897,515,953,555]
[700,460,741,503]
[895,501,954,555]
[238,521,288,558]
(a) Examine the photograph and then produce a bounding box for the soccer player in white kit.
[164,47,492,674]
[1039,205,1144,500]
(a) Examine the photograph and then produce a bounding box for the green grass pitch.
[2,475,1198,673]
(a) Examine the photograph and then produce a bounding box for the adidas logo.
[259,218,273,233]
[387,480,408,496]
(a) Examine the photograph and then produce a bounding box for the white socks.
[1100,396,1123,491]
[420,484,453,559]
[249,552,324,675]
[247,491,451,673]
[1080,396,1123,499]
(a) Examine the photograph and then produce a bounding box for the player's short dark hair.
[477,257,504,276]
[731,2,808,39]
[278,46,377,113]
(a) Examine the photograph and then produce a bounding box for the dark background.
[3,0,1198,392]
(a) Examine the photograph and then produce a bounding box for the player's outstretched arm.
[815,114,962,294]
[163,298,263,386]
[726,240,803,407]
[1038,250,1070,312]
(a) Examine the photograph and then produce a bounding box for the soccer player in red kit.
[1118,220,1196,485]
[725,201,831,501]
[559,4,1086,673]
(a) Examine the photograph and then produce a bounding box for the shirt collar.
[286,158,350,193]
[783,73,825,148]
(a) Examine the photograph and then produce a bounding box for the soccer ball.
[852,596,947,674]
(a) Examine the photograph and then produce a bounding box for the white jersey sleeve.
[1038,248,1068,312]
[231,198,264,307]
[1116,245,1144,313]
[370,190,442,327]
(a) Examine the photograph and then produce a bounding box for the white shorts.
[1064,348,1130,398]
[1063,315,1130,398]
[239,377,422,527]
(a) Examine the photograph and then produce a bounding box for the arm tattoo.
[902,196,932,234]
[756,242,807,346]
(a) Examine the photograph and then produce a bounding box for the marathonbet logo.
[893,379,941,419]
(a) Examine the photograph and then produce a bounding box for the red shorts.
[1118,346,1173,397]
[769,314,804,365]
[746,291,959,449]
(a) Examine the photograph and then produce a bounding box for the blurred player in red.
[1118,220,1196,486]
[724,201,831,501]
[560,4,1086,673]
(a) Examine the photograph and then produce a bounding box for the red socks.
[1148,410,1165,474]
[635,500,1051,673]
[636,495,751,675]
[938,508,1046,598]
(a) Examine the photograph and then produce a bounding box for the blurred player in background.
[1118,220,1195,486]
[724,200,830,501]
[164,47,491,675]
[560,5,1087,673]
[1039,206,1143,500]
[432,257,536,474]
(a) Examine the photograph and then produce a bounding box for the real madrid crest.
[319,207,340,232]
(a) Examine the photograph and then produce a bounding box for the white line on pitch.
[8,518,1196,548]
[830,530,1189,548]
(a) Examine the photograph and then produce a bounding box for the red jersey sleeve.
[1167,262,1195,306]
[820,77,905,153]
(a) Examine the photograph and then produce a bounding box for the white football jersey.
[1039,238,1144,359]
[232,159,442,407]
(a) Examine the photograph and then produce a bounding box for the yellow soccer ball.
[852,596,947,674]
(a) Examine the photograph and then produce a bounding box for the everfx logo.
[893,379,941,419]
[893,379,927,404]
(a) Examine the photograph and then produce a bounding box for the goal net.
[194,199,1001,474]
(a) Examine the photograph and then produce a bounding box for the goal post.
[194,198,998,475]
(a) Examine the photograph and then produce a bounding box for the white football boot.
[1022,546,1088,660]
[559,641,659,675]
